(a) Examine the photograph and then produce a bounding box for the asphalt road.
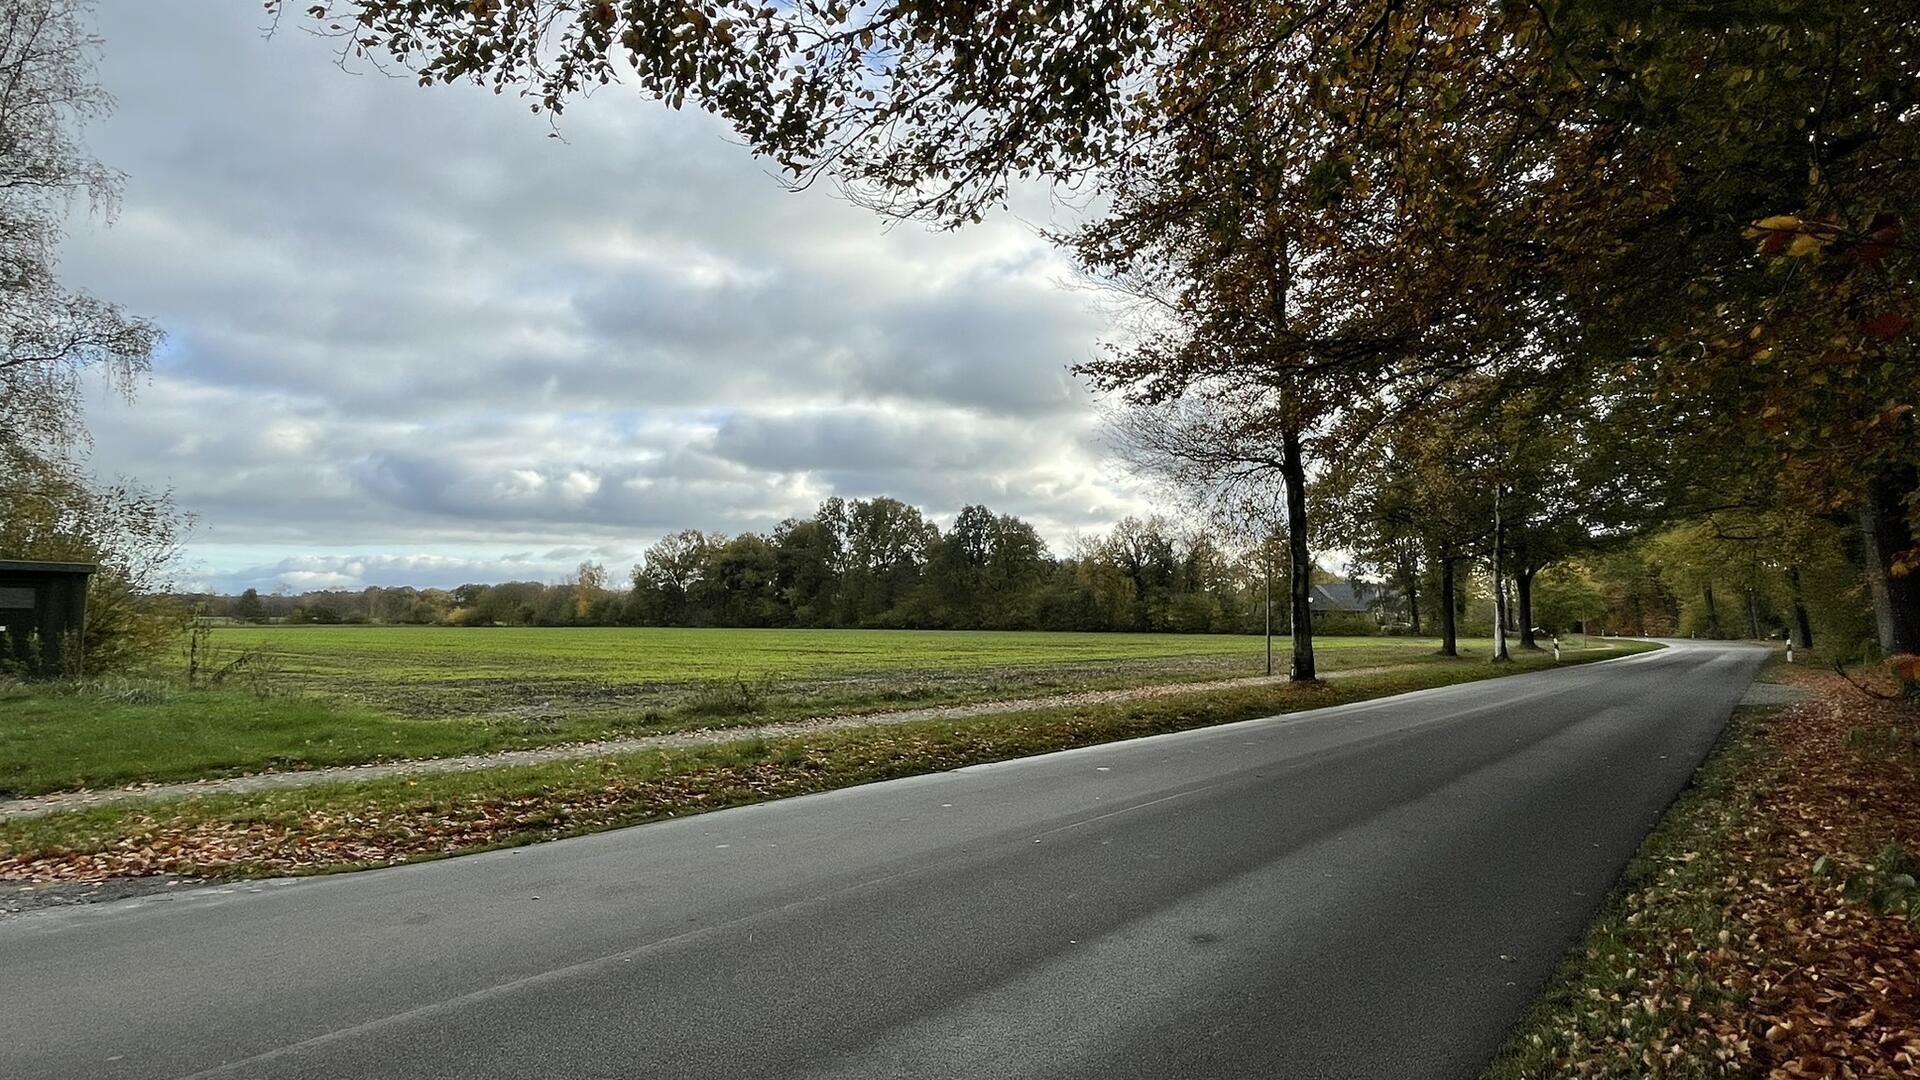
[0,639,1765,1080]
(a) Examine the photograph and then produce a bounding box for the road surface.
[0,639,1765,1079]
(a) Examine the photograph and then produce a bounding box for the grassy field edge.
[2,642,1654,886]
[1,632,1558,797]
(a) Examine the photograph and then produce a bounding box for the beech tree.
[1061,2,1468,680]
[1327,383,1499,658]
[1505,2,1920,661]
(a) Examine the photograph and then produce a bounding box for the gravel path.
[0,657,1575,821]
[1738,679,1814,706]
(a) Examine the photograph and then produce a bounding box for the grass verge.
[0,680,493,798]
[1,644,1647,884]
[1485,651,1920,1079]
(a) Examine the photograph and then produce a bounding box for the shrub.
[683,674,777,719]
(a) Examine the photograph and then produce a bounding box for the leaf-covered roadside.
[0,657,1608,884]
[1488,662,1920,1079]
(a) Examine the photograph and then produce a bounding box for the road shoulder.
[1485,652,1920,1078]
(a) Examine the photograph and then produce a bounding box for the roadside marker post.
[1552,636,1561,662]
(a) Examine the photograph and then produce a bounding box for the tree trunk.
[1786,566,1814,648]
[1491,486,1510,661]
[1439,556,1458,657]
[1263,535,1273,676]
[1858,468,1920,657]
[1517,565,1538,649]
[1404,556,1421,636]
[1745,588,1761,640]
[1280,426,1316,681]
[1702,582,1722,639]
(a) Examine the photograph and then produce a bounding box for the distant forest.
[180,496,1778,641]
[195,497,1336,635]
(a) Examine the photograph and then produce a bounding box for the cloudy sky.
[59,4,1154,594]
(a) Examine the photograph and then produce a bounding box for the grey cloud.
[709,408,1037,475]
[189,552,617,594]
[55,4,1151,583]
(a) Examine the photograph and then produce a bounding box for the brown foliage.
[1732,668,1920,1077]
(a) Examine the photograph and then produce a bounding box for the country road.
[0,639,1766,1080]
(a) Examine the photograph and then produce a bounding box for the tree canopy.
[258,0,1920,686]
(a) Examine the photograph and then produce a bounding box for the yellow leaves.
[1748,217,1802,256]
[1751,214,1835,259]
[1786,233,1825,258]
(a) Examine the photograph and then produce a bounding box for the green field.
[204,625,1502,720]
[209,625,1452,687]
[0,627,1616,796]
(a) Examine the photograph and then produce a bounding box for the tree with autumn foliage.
[1509,1,1920,661]
[1321,404,1487,658]
[1061,3,1460,680]
[284,0,1920,688]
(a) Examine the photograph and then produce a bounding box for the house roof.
[0,560,97,576]
[1310,581,1380,613]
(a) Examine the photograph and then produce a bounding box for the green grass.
[208,625,1475,700]
[0,682,494,797]
[210,625,1293,682]
[0,628,1632,797]
[0,643,1652,881]
[200,624,1564,721]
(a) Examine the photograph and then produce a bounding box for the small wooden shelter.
[0,560,96,676]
